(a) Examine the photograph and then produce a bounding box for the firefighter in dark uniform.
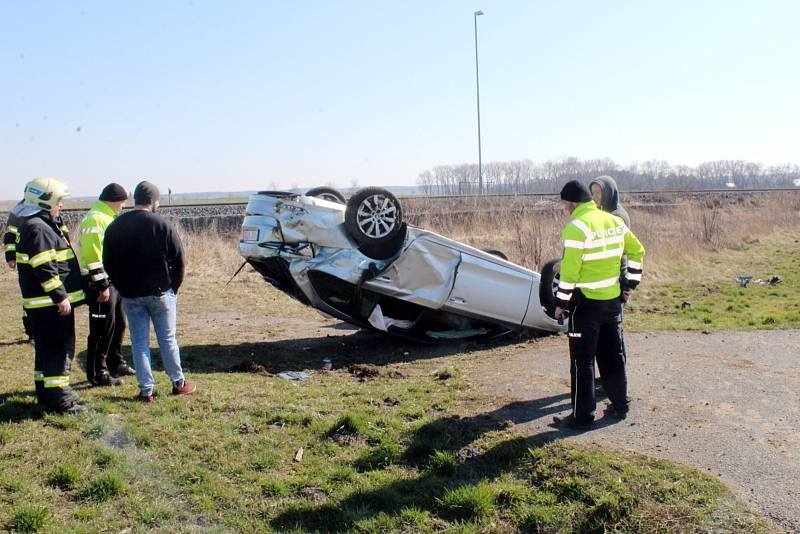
[4,200,34,341]
[16,177,87,413]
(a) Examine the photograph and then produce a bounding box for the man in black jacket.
[16,177,87,413]
[103,181,196,402]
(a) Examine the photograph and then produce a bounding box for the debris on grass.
[238,422,260,434]
[278,371,311,381]
[229,359,272,376]
[349,364,381,380]
[456,443,484,464]
[294,448,304,463]
[299,485,327,504]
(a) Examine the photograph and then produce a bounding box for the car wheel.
[483,249,508,260]
[539,258,561,317]
[305,186,346,204]
[345,187,404,247]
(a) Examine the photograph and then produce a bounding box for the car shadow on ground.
[270,397,626,532]
[177,329,550,375]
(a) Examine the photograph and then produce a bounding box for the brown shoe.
[136,392,155,403]
[172,381,196,396]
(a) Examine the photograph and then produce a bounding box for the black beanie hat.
[99,183,128,202]
[134,181,160,205]
[560,180,592,203]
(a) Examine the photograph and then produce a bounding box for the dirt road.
[465,330,800,533]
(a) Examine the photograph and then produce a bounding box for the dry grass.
[402,192,800,277]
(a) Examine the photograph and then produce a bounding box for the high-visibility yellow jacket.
[555,200,645,307]
[78,200,117,290]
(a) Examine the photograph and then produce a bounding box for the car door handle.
[448,297,466,305]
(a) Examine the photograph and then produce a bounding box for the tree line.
[416,157,800,195]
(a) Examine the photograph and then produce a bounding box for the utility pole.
[474,10,485,194]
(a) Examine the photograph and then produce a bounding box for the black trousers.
[568,294,628,424]
[22,309,33,339]
[85,285,126,383]
[29,307,81,411]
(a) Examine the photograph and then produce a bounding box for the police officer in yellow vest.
[16,177,87,413]
[552,180,645,429]
[78,183,136,386]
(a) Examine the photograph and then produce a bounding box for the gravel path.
[466,330,800,533]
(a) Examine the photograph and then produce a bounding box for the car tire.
[483,249,508,260]
[345,187,404,248]
[305,187,346,204]
[539,258,561,317]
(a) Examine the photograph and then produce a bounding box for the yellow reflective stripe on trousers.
[23,290,85,309]
[34,370,44,381]
[30,249,56,267]
[41,275,63,291]
[43,376,70,388]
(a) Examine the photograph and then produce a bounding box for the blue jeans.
[121,290,185,396]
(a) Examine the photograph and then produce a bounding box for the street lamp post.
[473,10,485,194]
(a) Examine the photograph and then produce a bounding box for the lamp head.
[474,10,484,16]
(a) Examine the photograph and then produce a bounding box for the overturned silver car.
[239,187,565,342]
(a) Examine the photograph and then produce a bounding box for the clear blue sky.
[1,1,798,199]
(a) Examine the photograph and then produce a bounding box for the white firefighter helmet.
[21,177,70,215]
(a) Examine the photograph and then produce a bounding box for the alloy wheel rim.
[356,194,397,238]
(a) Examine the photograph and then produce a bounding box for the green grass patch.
[0,248,778,533]
[46,465,80,491]
[627,236,800,331]
[79,472,126,502]
[7,506,48,533]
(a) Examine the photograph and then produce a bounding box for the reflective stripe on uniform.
[627,272,642,281]
[43,376,70,388]
[563,240,585,249]
[34,370,44,381]
[87,261,103,270]
[30,249,56,267]
[3,243,15,252]
[585,235,625,249]
[556,291,572,301]
[22,289,85,309]
[628,260,643,270]
[575,276,620,289]
[41,275,63,291]
[53,248,75,262]
[80,226,104,235]
[91,272,108,282]
[16,252,29,264]
[558,281,576,290]
[569,219,592,239]
[7,225,18,234]
[582,248,624,262]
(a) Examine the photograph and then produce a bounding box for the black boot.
[111,363,135,378]
[93,373,123,387]
[553,413,594,429]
